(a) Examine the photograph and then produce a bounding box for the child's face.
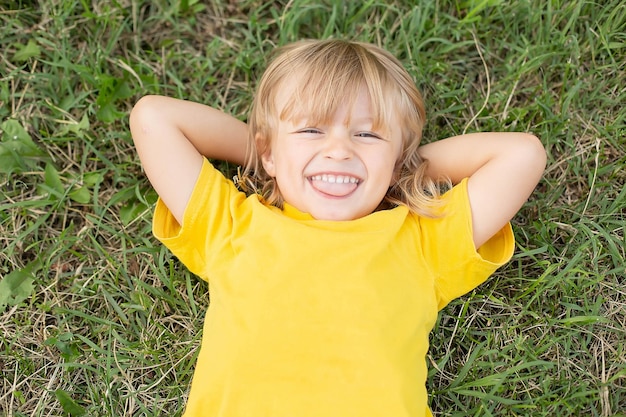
[259,82,403,221]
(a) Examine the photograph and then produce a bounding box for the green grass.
[1,0,624,416]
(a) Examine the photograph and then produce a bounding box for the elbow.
[130,95,159,125]
[520,133,547,176]
[129,95,161,145]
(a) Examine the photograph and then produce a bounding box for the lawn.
[1,0,624,416]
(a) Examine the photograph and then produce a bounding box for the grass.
[0,0,624,416]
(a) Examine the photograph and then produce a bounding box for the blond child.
[130,39,546,417]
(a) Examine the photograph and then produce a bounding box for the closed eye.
[355,131,384,140]
[297,128,322,134]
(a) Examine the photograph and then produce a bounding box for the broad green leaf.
[0,265,35,310]
[95,75,132,123]
[75,114,90,132]
[0,119,47,174]
[55,113,92,140]
[96,102,121,123]
[119,201,148,225]
[44,163,65,194]
[2,119,34,143]
[69,186,91,204]
[55,389,86,416]
[110,78,132,99]
[60,114,91,137]
[13,39,41,62]
[83,171,104,187]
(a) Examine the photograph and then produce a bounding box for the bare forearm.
[418,132,545,184]
[131,95,249,165]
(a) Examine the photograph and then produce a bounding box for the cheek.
[266,151,298,186]
[391,157,403,185]
[276,143,309,173]
[382,161,400,189]
[375,150,400,181]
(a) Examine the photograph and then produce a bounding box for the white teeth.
[311,174,359,184]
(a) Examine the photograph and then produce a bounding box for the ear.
[256,132,276,177]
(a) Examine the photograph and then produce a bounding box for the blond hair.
[242,39,445,216]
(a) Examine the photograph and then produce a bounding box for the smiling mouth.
[308,174,360,197]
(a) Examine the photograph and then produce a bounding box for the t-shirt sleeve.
[419,178,515,310]
[152,158,245,280]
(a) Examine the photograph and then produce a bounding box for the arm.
[418,132,546,249]
[129,95,248,225]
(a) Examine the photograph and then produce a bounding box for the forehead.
[273,74,389,130]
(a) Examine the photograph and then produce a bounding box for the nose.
[322,130,354,160]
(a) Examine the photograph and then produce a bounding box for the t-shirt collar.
[281,202,316,221]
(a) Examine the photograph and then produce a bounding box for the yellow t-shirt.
[153,159,514,417]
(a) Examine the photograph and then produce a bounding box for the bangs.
[276,42,395,133]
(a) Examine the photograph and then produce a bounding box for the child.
[130,39,546,417]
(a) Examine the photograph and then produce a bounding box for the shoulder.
[415,178,514,265]
[153,158,247,241]
[152,159,265,278]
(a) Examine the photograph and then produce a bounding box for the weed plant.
[1,1,624,416]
